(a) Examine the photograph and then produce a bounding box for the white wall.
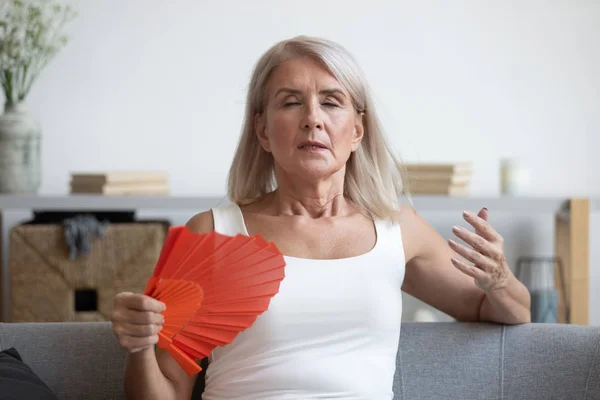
[16,0,599,197]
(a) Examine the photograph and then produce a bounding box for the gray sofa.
[0,321,599,400]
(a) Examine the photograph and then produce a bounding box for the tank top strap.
[211,202,247,236]
[373,218,405,258]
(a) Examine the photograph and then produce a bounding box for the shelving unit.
[0,194,569,212]
[555,198,590,325]
[0,194,590,323]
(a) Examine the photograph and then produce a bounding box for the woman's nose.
[302,102,323,130]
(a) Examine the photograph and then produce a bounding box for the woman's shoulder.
[392,202,445,263]
[374,203,417,227]
[395,203,418,222]
[185,210,215,234]
[186,201,251,236]
[185,199,248,234]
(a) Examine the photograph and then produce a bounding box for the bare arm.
[400,206,485,322]
[124,347,193,400]
[478,274,532,324]
[121,210,215,399]
[399,205,530,324]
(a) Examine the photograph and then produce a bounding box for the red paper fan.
[144,225,286,376]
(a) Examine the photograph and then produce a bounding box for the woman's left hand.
[448,208,511,292]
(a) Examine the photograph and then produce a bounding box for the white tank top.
[201,202,406,400]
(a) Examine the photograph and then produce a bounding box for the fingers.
[451,257,486,280]
[462,210,499,242]
[451,208,511,292]
[111,314,162,353]
[111,292,166,353]
[477,207,488,222]
[112,306,165,325]
[448,239,496,271]
[114,321,163,338]
[451,225,497,257]
[115,292,166,313]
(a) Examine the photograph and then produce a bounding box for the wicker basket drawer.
[9,222,167,322]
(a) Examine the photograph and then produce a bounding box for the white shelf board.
[407,195,568,213]
[0,194,569,213]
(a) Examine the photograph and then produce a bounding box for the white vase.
[500,158,531,196]
[0,101,42,194]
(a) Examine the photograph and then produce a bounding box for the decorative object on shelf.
[0,0,77,193]
[515,256,567,323]
[500,158,531,196]
[403,162,472,196]
[69,171,170,195]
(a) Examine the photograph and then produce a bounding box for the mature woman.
[111,36,531,400]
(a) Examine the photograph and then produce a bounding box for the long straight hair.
[227,36,409,221]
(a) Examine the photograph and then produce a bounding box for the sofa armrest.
[0,322,126,400]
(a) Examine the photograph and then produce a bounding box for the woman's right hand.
[111,292,166,353]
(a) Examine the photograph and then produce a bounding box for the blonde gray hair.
[227,35,409,221]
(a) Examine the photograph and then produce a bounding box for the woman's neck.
[268,190,347,218]
[264,169,354,218]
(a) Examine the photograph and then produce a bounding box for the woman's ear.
[254,113,271,152]
[351,112,365,152]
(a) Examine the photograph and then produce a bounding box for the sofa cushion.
[0,347,59,400]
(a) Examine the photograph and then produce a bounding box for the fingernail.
[452,225,462,232]
[463,210,471,218]
[483,207,488,211]
[448,239,457,246]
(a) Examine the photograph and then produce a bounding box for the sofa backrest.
[0,321,126,400]
[1,321,599,400]
[395,322,600,399]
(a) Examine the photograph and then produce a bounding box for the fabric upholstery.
[0,321,598,400]
[0,322,126,400]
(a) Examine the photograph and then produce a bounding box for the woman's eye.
[322,102,339,107]
[284,102,300,107]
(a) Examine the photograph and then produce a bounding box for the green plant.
[0,0,76,105]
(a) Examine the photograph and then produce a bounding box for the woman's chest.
[242,214,377,259]
[221,258,404,351]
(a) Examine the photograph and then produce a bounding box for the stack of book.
[69,171,170,195]
[404,163,472,196]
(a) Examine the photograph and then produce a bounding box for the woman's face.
[255,58,364,182]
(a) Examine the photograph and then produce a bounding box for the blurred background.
[20,0,600,197]
[0,0,598,325]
